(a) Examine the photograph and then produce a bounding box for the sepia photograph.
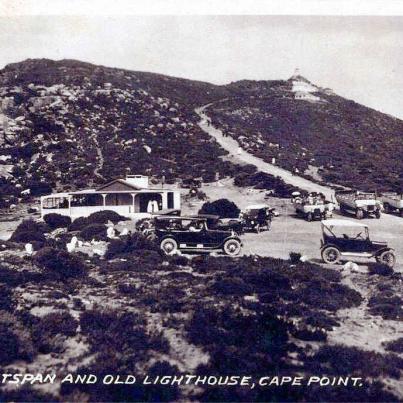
[0,1,402,401]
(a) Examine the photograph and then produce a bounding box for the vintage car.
[320,219,396,267]
[154,215,242,256]
[335,190,382,219]
[181,177,202,189]
[292,191,334,221]
[240,204,276,233]
[380,192,403,217]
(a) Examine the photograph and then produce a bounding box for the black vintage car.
[154,215,242,256]
[320,219,396,267]
[240,204,275,233]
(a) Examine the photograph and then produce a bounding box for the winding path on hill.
[195,104,335,201]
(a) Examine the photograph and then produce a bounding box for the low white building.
[40,175,181,220]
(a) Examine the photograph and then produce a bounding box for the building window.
[43,197,69,209]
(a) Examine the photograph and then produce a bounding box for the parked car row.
[134,194,397,268]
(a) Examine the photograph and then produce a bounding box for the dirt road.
[196,104,335,200]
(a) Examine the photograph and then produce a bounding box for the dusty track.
[196,104,335,200]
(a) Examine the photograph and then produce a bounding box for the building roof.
[96,178,141,192]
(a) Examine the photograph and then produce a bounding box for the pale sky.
[0,15,402,118]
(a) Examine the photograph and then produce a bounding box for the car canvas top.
[321,219,368,228]
[245,204,271,210]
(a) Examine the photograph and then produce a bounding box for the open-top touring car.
[292,191,334,221]
[380,192,403,217]
[335,190,382,219]
[154,215,242,256]
[320,219,396,267]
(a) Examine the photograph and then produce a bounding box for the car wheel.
[378,250,396,268]
[307,212,313,222]
[383,203,390,214]
[356,209,364,220]
[160,238,178,255]
[223,239,241,256]
[321,246,341,264]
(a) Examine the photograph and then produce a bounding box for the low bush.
[43,213,71,229]
[32,311,78,353]
[383,338,403,353]
[211,276,253,295]
[9,230,46,244]
[87,210,127,225]
[33,247,88,280]
[199,198,240,218]
[309,345,403,379]
[105,234,159,259]
[0,311,36,364]
[68,216,89,231]
[368,294,402,320]
[367,262,394,276]
[289,251,302,264]
[79,223,107,241]
[0,267,44,288]
[10,219,48,245]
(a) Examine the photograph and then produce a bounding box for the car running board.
[340,252,374,258]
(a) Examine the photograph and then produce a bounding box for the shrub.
[211,277,252,295]
[368,294,402,320]
[43,213,71,229]
[68,216,89,231]
[289,251,302,264]
[383,338,403,353]
[10,219,48,244]
[367,262,394,276]
[79,223,107,241]
[199,198,240,218]
[32,311,78,353]
[9,230,46,244]
[0,311,36,364]
[34,247,88,280]
[105,233,158,259]
[87,210,127,225]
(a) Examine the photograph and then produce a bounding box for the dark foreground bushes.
[87,210,127,224]
[10,219,48,246]
[79,223,107,241]
[199,198,240,218]
[105,233,159,259]
[0,311,36,365]
[383,338,403,353]
[32,311,78,353]
[43,213,71,229]
[33,247,88,280]
[60,309,175,401]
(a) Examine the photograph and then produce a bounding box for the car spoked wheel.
[321,246,341,264]
[378,250,396,268]
[223,239,241,256]
[160,238,178,255]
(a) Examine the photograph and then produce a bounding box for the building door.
[168,192,174,209]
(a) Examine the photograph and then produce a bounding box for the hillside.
[206,77,403,192]
[0,59,236,205]
[0,59,402,205]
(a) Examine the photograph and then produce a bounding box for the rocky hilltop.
[0,59,402,206]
